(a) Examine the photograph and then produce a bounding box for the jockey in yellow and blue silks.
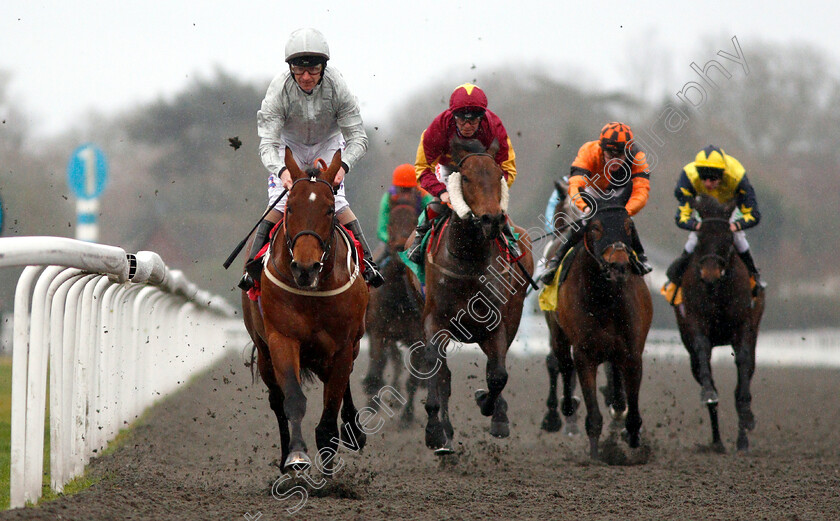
[666,145,766,287]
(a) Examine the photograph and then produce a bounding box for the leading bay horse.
[241,148,368,472]
[363,189,425,425]
[544,202,652,459]
[419,138,534,453]
[674,194,765,452]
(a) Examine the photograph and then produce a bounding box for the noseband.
[278,175,337,270]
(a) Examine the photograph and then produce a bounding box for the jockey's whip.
[515,258,539,291]
[222,188,288,269]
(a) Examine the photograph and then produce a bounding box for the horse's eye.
[462,176,470,183]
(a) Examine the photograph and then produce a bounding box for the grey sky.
[1,0,836,137]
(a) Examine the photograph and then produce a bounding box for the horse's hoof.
[541,409,562,432]
[562,396,581,417]
[425,423,448,450]
[711,441,727,454]
[736,431,749,452]
[609,405,628,422]
[399,413,414,431]
[701,388,718,405]
[621,428,640,448]
[740,413,756,432]
[490,420,510,438]
[434,441,455,456]
[563,420,580,437]
[284,451,311,472]
[341,423,366,452]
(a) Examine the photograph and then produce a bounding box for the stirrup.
[406,241,425,264]
[539,265,559,285]
[363,259,385,288]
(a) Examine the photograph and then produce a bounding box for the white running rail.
[0,237,246,508]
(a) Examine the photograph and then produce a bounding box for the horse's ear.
[285,147,306,181]
[487,139,500,158]
[321,149,342,184]
[449,136,467,166]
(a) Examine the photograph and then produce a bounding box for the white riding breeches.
[684,210,750,254]
[267,134,349,214]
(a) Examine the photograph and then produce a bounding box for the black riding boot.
[238,219,275,291]
[666,250,692,285]
[406,213,434,264]
[346,219,385,288]
[738,249,767,289]
[629,221,653,274]
[539,225,584,285]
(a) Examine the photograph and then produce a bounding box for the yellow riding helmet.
[695,145,727,170]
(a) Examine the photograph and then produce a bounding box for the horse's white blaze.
[308,192,317,202]
[499,177,509,212]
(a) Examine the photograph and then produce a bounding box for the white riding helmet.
[284,28,330,63]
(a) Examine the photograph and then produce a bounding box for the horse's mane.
[694,194,731,219]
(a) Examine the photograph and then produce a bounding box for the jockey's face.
[454,112,482,138]
[603,147,626,174]
[702,178,722,191]
[291,64,323,93]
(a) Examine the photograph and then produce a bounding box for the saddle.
[538,246,580,311]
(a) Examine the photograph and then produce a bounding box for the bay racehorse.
[363,189,425,426]
[241,148,368,472]
[417,137,534,454]
[544,202,652,459]
[674,194,765,452]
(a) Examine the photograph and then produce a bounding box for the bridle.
[271,175,336,276]
[695,217,734,269]
[455,152,494,169]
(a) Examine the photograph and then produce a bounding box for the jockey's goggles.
[697,166,724,181]
[290,64,324,76]
[453,110,485,123]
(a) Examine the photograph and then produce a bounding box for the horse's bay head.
[449,137,506,240]
[283,148,341,288]
[586,205,633,282]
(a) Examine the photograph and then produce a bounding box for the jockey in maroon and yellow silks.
[405,83,519,264]
[415,109,517,197]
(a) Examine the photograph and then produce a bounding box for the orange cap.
[392,164,417,187]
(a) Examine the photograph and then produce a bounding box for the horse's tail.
[245,341,316,385]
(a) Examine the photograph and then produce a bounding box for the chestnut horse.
[363,190,425,425]
[419,138,534,454]
[674,194,765,452]
[544,203,652,459]
[241,148,368,472]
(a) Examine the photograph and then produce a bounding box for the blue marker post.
[67,144,108,242]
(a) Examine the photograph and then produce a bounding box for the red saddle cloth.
[246,221,364,302]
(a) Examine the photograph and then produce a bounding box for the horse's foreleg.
[686,333,722,449]
[315,347,354,474]
[621,355,643,449]
[559,345,580,436]
[733,330,758,452]
[424,319,452,453]
[362,334,386,396]
[688,334,718,404]
[476,333,510,438]
[541,351,562,432]
[575,351,602,460]
[608,362,628,431]
[400,339,424,428]
[259,346,292,466]
[389,341,403,391]
[270,337,310,471]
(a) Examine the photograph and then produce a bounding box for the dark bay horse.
[419,138,534,454]
[544,203,652,459]
[675,194,765,452]
[241,148,368,472]
[363,189,425,425]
